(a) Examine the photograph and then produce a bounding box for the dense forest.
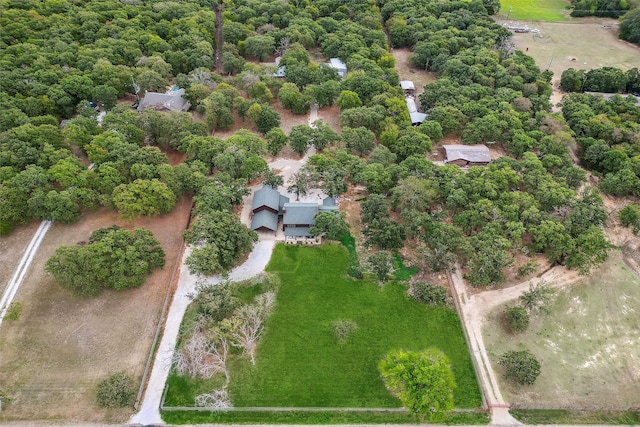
[1,0,636,284]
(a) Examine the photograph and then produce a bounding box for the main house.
[283,196,338,240]
[250,185,339,243]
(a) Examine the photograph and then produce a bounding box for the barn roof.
[443,144,491,163]
[137,88,190,113]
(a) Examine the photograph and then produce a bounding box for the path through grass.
[228,244,481,408]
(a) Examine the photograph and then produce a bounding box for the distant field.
[226,244,481,408]
[506,20,640,87]
[483,251,640,408]
[498,0,570,21]
[499,0,569,22]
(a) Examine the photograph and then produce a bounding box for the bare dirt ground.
[317,104,342,133]
[0,197,192,423]
[482,251,640,408]
[390,47,439,99]
[0,221,40,297]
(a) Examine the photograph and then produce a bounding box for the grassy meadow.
[226,244,481,408]
[499,0,570,21]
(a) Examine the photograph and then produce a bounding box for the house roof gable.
[252,185,287,212]
[250,209,278,231]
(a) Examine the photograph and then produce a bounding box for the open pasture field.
[224,244,481,408]
[497,0,570,22]
[0,221,40,297]
[505,19,640,85]
[483,251,640,408]
[0,197,192,423]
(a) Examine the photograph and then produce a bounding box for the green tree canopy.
[45,226,165,297]
[499,349,541,385]
[309,211,350,241]
[184,211,258,276]
[379,348,456,421]
[111,179,176,220]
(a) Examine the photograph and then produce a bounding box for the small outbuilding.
[400,80,416,96]
[406,97,427,125]
[137,88,190,113]
[273,66,286,78]
[443,144,491,166]
[329,58,347,78]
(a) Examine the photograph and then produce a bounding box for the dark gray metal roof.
[252,185,288,212]
[279,195,290,209]
[283,203,318,226]
[137,89,190,113]
[250,210,278,231]
[284,226,312,237]
[443,144,491,163]
[322,196,336,207]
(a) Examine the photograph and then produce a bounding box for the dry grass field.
[483,251,640,408]
[0,197,192,423]
[502,19,640,87]
[0,221,40,297]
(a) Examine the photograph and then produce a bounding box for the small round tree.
[504,306,529,333]
[379,348,456,421]
[499,349,541,385]
[96,371,135,408]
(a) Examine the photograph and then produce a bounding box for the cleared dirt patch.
[391,47,438,98]
[317,104,342,133]
[0,197,192,423]
[483,251,640,408]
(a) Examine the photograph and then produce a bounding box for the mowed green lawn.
[227,244,481,408]
[500,0,570,21]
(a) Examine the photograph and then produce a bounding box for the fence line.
[445,269,488,410]
[159,384,483,413]
[510,404,640,411]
